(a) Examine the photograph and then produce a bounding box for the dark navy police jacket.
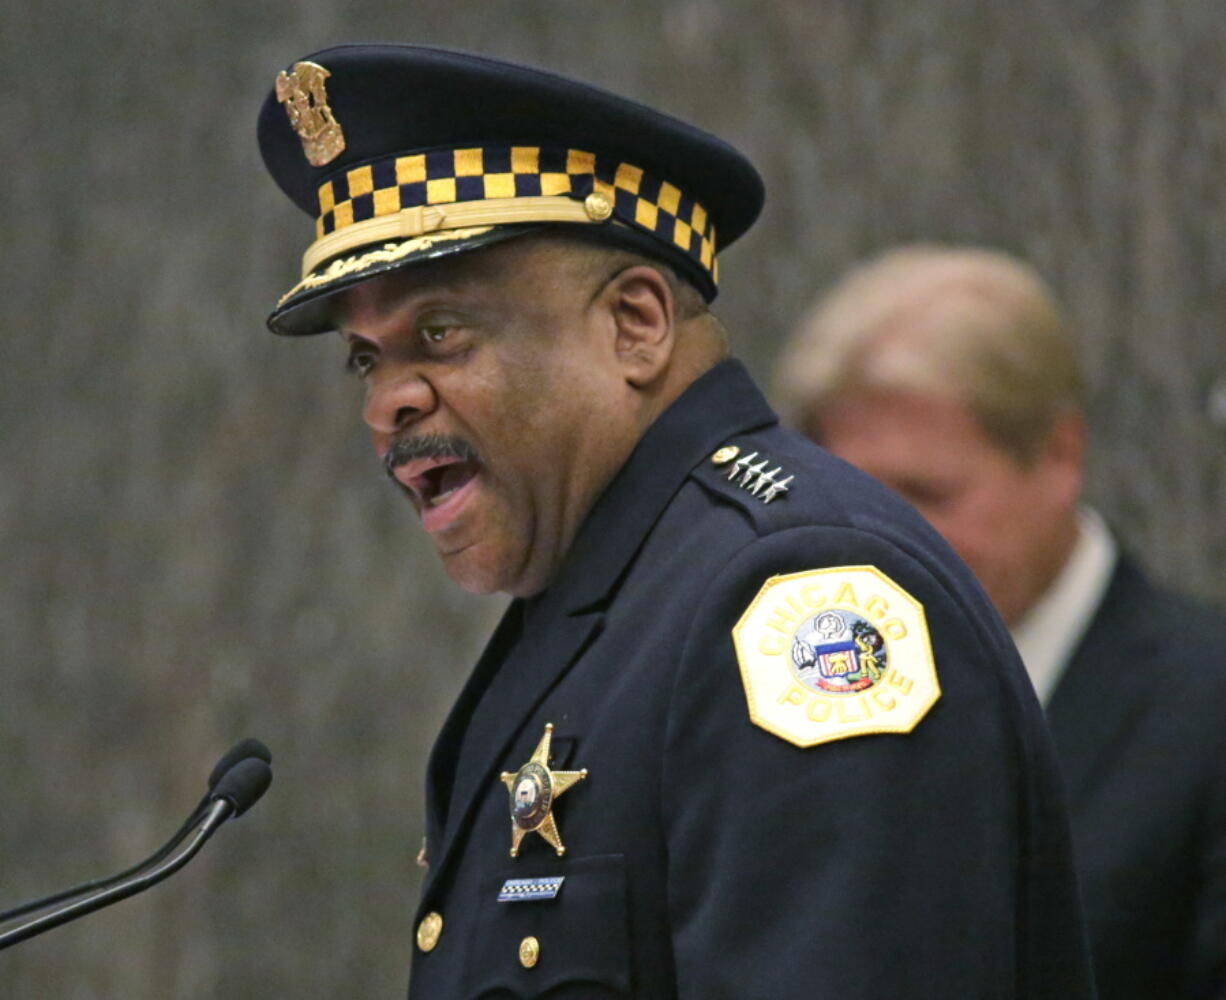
[408,360,1095,999]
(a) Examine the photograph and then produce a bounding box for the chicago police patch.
[732,566,940,747]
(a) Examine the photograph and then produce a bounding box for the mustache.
[382,434,479,478]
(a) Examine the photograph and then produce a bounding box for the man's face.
[337,240,639,597]
[814,389,1080,625]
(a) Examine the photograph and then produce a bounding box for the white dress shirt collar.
[1010,507,1117,706]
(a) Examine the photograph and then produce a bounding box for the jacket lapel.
[425,608,604,892]
[1044,556,1161,800]
[421,360,777,896]
[423,599,524,858]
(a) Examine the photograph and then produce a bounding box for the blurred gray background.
[2,1,1224,996]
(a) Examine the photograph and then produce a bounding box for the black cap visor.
[267,224,542,336]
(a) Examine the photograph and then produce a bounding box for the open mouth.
[393,456,481,510]
[420,459,480,508]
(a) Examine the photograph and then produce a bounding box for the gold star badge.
[500,723,587,857]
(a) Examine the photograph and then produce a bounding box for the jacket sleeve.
[659,524,1093,999]
[1191,715,1226,997]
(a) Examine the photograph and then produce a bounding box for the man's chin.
[438,543,546,598]
[438,544,510,596]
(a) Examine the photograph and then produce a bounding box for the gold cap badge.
[275,61,346,166]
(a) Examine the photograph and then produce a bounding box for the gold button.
[711,445,740,466]
[416,911,443,952]
[518,935,540,969]
[584,191,613,221]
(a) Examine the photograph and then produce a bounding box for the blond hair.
[774,245,1085,464]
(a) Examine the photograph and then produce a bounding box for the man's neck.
[635,326,727,437]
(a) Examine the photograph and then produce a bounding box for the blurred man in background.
[776,244,1226,999]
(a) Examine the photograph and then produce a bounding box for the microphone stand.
[0,738,272,925]
[0,804,209,924]
[0,753,271,951]
[0,798,232,951]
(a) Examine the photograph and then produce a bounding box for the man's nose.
[363,369,438,434]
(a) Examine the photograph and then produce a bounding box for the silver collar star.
[728,451,759,484]
[726,450,792,504]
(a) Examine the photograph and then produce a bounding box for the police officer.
[257,44,1095,998]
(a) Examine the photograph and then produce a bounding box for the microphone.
[0,740,273,941]
[210,756,274,817]
[207,738,273,792]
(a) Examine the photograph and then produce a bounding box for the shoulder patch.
[732,566,940,747]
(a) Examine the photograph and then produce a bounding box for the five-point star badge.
[500,723,587,857]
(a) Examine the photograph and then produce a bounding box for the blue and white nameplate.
[497,875,565,902]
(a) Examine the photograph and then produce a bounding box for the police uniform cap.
[258,43,765,336]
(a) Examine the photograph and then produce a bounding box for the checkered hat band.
[314,145,717,278]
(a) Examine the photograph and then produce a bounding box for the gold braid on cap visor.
[281,144,718,303]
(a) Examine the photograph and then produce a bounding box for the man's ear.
[1040,408,1087,510]
[603,265,675,387]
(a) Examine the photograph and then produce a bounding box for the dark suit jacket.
[1047,556,1226,999]
[408,360,1094,998]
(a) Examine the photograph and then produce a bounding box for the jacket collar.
[526,357,777,624]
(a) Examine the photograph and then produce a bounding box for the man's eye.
[420,325,452,345]
[345,351,377,377]
[897,481,953,511]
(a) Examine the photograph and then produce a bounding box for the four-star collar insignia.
[500,723,588,857]
[711,445,793,503]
